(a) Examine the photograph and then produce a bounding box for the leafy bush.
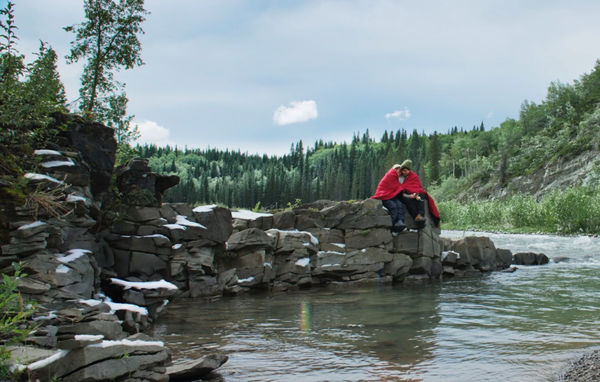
[0,264,37,379]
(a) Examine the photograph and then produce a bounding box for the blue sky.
[9,0,600,155]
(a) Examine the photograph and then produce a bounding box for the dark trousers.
[399,193,425,219]
[382,197,405,225]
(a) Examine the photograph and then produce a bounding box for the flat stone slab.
[167,353,229,381]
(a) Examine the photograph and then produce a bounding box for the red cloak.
[372,169,440,221]
[371,168,403,200]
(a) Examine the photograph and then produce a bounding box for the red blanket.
[372,168,403,200]
[372,169,440,220]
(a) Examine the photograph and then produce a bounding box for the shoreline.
[559,349,600,381]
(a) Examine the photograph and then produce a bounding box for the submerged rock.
[167,353,229,381]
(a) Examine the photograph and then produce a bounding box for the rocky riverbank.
[0,115,552,381]
[559,350,600,382]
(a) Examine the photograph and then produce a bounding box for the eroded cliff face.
[460,150,600,201]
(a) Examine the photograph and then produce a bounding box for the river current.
[151,231,600,381]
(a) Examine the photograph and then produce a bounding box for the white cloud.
[273,100,318,126]
[134,120,171,146]
[385,107,411,121]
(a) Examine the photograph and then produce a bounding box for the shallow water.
[151,231,600,381]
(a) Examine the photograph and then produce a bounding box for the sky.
[8,0,600,155]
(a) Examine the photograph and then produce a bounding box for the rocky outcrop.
[466,150,600,200]
[53,112,117,197]
[0,121,182,380]
[115,158,180,207]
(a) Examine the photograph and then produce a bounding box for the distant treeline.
[137,129,443,209]
[138,59,600,211]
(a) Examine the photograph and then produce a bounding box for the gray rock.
[320,201,354,227]
[514,252,539,265]
[192,205,233,244]
[383,253,413,279]
[170,202,195,218]
[61,350,169,382]
[345,248,392,265]
[17,277,52,294]
[559,349,600,382]
[159,204,178,223]
[27,340,168,381]
[57,334,104,350]
[189,276,221,298]
[496,248,513,269]
[442,250,460,265]
[336,198,392,230]
[272,210,295,229]
[130,251,167,276]
[248,215,274,230]
[305,228,344,246]
[293,209,324,230]
[266,229,319,254]
[113,249,131,278]
[451,236,497,271]
[57,318,125,340]
[227,228,274,251]
[410,256,433,275]
[14,221,49,239]
[313,250,347,270]
[167,353,229,381]
[345,228,393,249]
[125,206,162,222]
[393,229,441,259]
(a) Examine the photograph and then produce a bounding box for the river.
[151,231,600,381]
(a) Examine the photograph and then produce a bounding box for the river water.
[151,231,600,381]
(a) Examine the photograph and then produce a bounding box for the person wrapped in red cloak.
[372,159,440,229]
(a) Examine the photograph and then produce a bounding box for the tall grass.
[438,186,600,234]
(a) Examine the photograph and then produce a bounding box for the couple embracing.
[372,160,440,232]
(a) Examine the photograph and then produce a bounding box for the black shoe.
[393,222,406,232]
[415,218,426,229]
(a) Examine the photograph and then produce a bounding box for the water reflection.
[153,283,443,381]
[299,301,312,333]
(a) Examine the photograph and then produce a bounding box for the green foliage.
[0,263,37,379]
[115,143,140,168]
[65,0,148,118]
[0,2,67,183]
[65,0,146,147]
[439,186,600,234]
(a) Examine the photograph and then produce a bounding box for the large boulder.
[226,228,274,252]
[514,252,549,265]
[55,113,117,196]
[345,228,393,250]
[450,236,497,271]
[192,205,234,244]
[167,354,229,381]
[392,228,441,259]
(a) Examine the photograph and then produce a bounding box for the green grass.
[438,186,600,235]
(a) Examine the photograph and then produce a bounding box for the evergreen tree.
[0,0,25,127]
[426,132,441,184]
[25,42,67,111]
